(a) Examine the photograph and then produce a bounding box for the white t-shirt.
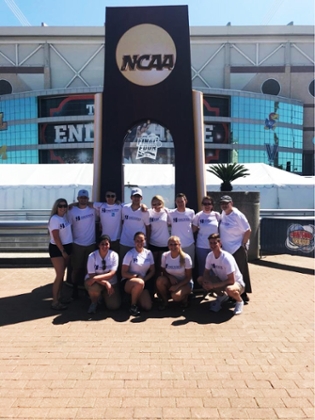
[161,251,192,281]
[205,249,245,287]
[48,214,73,245]
[94,202,122,241]
[219,207,250,254]
[192,211,220,249]
[168,208,195,247]
[122,248,154,278]
[120,204,150,247]
[148,208,170,247]
[85,249,119,284]
[68,206,96,246]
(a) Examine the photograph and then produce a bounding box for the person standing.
[93,190,122,254]
[197,233,245,315]
[119,188,150,261]
[168,193,195,265]
[147,195,170,276]
[48,198,73,310]
[68,189,96,299]
[219,195,252,301]
[192,195,220,276]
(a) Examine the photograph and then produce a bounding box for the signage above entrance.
[116,24,176,86]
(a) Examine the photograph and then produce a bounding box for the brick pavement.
[0,254,314,420]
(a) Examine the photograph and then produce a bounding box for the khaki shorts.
[207,275,245,295]
[71,243,96,271]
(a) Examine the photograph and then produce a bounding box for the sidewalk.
[0,254,314,420]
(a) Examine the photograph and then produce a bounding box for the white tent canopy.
[0,163,313,210]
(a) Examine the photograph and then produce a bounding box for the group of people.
[48,188,252,316]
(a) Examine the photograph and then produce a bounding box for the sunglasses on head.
[58,204,68,208]
[106,194,116,198]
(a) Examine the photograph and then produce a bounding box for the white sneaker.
[209,295,228,312]
[234,301,244,315]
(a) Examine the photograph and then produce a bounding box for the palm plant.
[207,163,250,191]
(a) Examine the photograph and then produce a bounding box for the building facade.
[0,25,314,174]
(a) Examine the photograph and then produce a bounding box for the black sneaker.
[129,304,140,316]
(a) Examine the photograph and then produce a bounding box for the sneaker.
[129,304,140,316]
[51,302,67,310]
[209,294,229,312]
[234,301,244,315]
[87,302,97,314]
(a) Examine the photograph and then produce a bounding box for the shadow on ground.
[0,284,235,327]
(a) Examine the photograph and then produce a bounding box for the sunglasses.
[58,204,68,208]
[102,259,106,271]
[106,194,116,198]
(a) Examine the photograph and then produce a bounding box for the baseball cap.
[131,188,142,197]
[78,189,89,198]
[220,195,232,203]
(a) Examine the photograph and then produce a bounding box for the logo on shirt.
[59,223,65,229]
[75,216,81,221]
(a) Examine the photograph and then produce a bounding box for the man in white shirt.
[68,189,96,299]
[197,233,245,315]
[93,190,122,254]
[120,188,150,261]
[219,195,252,302]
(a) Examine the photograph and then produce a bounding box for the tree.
[207,163,250,191]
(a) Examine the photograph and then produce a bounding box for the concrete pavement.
[0,254,314,419]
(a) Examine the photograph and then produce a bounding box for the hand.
[168,275,178,285]
[169,285,179,293]
[105,282,115,296]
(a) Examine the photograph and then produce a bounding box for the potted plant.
[207,163,250,191]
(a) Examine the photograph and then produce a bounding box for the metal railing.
[0,210,50,251]
[0,208,314,252]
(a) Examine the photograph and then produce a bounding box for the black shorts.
[49,243,72,258]
[149,244,168,253]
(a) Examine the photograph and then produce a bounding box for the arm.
[143,264,155,282]
[51,229,68,259]
[169,268,192,293]
[85,269,117,295]
[161,267,178,285]
[204,271,235,291]
[242,228,251,249]
[121,264,140,280]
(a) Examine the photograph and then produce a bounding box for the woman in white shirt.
[121,232,155,316]
[84,235,120,314]
[148,195,170,277]
[156,235,193,310]
[48,198,73,310]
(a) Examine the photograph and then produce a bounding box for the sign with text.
[101,6,197,209]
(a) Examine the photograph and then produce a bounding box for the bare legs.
[51,256,67,305]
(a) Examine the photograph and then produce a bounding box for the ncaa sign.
[116,24,176,86]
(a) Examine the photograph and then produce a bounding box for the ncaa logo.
[116,24,177,86]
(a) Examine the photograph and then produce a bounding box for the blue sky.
[1,0,314,26]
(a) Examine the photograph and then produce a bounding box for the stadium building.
[0,25,314,174]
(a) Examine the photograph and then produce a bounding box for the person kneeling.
[156,236,193,310]
[85,235,121,314]
[197,233,245,315]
